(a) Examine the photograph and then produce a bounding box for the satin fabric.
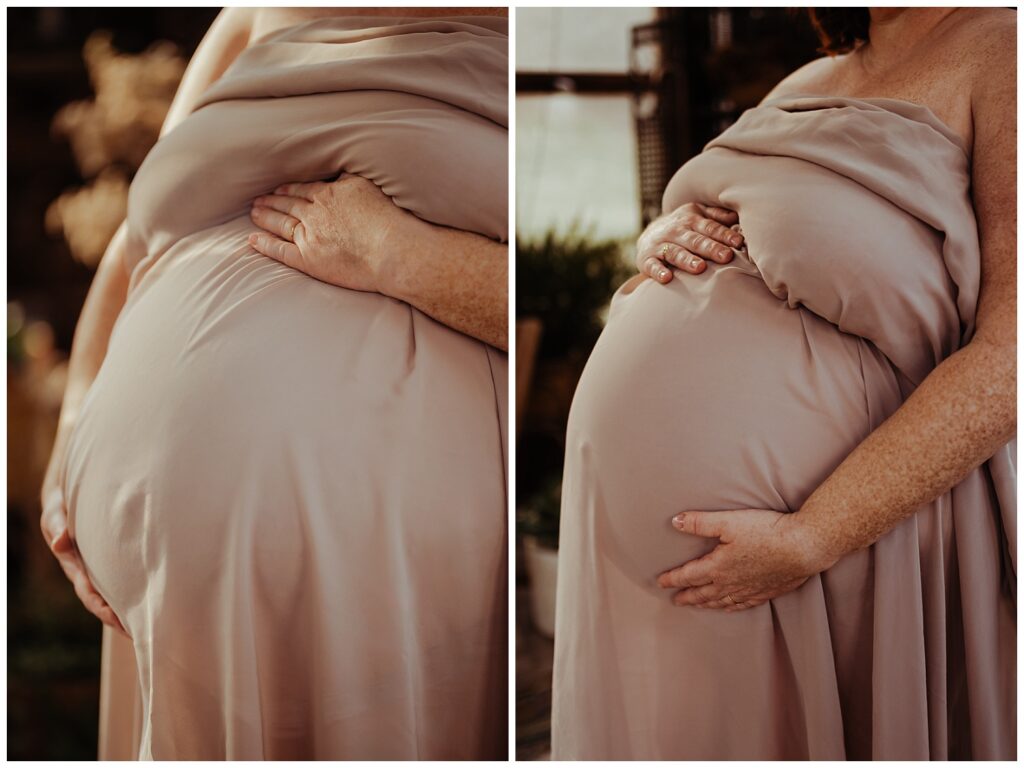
[63,16,508,760]
[552,94,1015,760]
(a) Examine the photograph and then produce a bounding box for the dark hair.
[807,8,871,56]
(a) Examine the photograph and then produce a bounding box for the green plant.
[517,476,562,550]
[516,227,634,362]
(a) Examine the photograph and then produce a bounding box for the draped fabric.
[552,94,1015,760]
[63,16,508,760]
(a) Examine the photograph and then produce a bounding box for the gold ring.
[286,220,296,240]
[659,243,671,258]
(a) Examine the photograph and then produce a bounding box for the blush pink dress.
[552,94,1015,760]
[61,16,508,760]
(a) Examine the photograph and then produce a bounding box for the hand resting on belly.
[249,173,509,350]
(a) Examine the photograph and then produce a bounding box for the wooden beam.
[515,72,650,94]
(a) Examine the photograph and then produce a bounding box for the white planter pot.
[523,536,559,638]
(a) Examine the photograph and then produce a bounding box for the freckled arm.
[793,43,1016,566]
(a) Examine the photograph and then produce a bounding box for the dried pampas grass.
[45,168,129,268]
[52,30,185,175]
[48,30,185,267]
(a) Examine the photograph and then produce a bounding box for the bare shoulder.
[941,8,1015,80]
[215,7,256,39]
[954,10,1016,125]
[947,7,1015,49]
[249,7,347,43]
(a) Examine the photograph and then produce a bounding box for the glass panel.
[517,7,656,73]
[516,94,641,240]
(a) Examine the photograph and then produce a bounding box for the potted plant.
[516,229,633,638]
[516,227,633,376]
[517,477,563,638]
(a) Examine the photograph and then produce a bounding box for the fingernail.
[718,249,731,260]
[730,234,742,245]
[689,257,701,270]
[659,269,669,279]
[672,513,685,527]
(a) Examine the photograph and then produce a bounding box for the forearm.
[43,222,131,493]
[794,337,1015,566]
[385,216,508,350]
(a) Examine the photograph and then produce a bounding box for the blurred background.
[7,8,216,759]
[514,7,822,759]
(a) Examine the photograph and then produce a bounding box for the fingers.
[695,203,740,226]
[250,206,302,242]
[671,511,728,540]
[248,232,303,269]
[676,229,736,264]
[637,203,743,283]
[38,487,129,635]
[641,256,673,284]
[700,595,762,610]
[274,181,330,201]
[671,584,765,610]
[672,585,758,609]
[41,507,70,552]
[692,216,744,252]
[49,525,74,555]
[660,243,706,273]
[40,486,67,544]
[724,598,764,612]
[658,553,717,589]
[697,596,735,609]
[52,541,128,634]
[640,245,704,284]
[672,583,721,607]
[252,193,309,218]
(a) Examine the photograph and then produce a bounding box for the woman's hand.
[636,202,743,283]
[248,173,414,296]
[37,225,131,638]
[656,509,837,611]
[39,483,128,636]
[249,172,509,349]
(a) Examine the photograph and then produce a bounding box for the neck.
[857,8,959,70]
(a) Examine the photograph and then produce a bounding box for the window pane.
[516,94,641,240]
[517,7,656,73]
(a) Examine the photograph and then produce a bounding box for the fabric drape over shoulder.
[123,15,508,277]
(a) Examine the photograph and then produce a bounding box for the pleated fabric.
[62,16,508,760]
[552,93,1015,760]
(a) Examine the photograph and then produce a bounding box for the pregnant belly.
[564,263,901,588]
[62,218,505,626]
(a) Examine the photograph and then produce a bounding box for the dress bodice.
[123,15,508,276]
[662,94,979,387]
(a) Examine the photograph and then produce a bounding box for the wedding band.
[659,243,671,258]
[724,594,737,605]
[286,220,296,240]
